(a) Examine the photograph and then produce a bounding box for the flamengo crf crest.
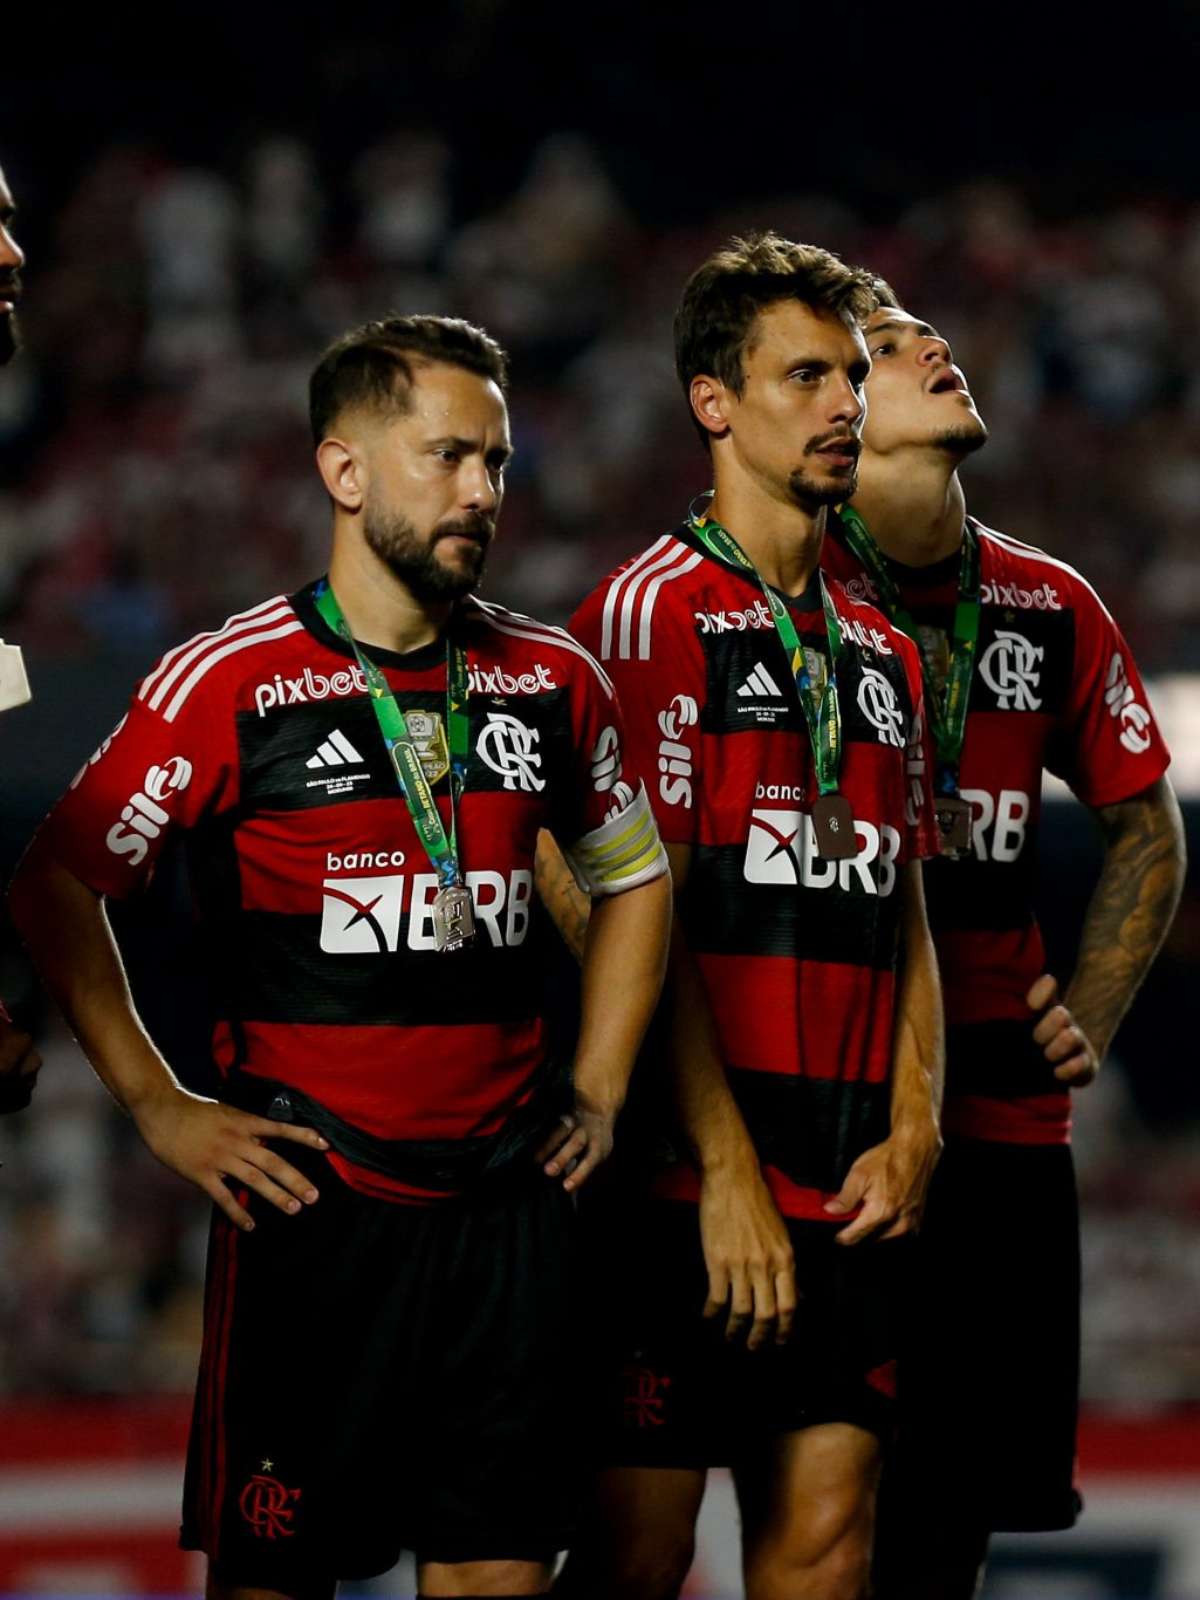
[476,711,545,792]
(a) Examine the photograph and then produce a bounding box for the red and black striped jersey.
[571,524,938,1223]
[822,515,1171,1146]
[39,580,665,1200]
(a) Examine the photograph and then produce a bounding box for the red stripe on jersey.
[236,1019,544,1141]
[698,952,895,1083]
[939,927,1048,1027]
[942,1092,1071,1144]
[651,1159,861,1224]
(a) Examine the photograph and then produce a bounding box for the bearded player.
[819,289,1186,1598]
[10,314,671,1597]
[557,234,943,1600]
[0,159,41,1114]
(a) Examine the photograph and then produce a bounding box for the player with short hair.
[9,313,672,1599]
[0,158,41,1113]
[820,284,1186,1599]
[556,233,943,1600]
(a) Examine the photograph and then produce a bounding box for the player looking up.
[820,288,1186,1599]
[0,158,40,1114]
[556,233,943,1600]
[9,314,671,1600]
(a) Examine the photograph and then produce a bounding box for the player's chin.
[791,465,858,507]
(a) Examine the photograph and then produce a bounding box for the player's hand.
[131,1085,330,1232]
[1027,973,1099,1087]
[824,1125,941,1246]
[699,1163,796,1349]
[0,1014,41,1114]
[536,1091,616,1193]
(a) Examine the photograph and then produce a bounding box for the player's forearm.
[1067,777,1186,1060]
[534,827,590,964]
[7,842,184,1115]
[665,919,761,1178]
[889,861,944,1142]
[572,871,671,1113]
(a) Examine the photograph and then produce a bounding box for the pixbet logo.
[979,630,1043,711]
[657,694,698,809]
[857,666,906,748]
[469,662,558,696]
[693,601,773,634]
[837,611,893,656]
[744,809,901,897]
[476,713,545,792]
[1104,652,1153,754]
[981,578,1062,611]
[104,757,193,866]
[319,868,533,952]
[254,665,367,717]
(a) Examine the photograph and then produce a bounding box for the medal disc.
[813,794,858,860]
[432,884,476,952]
[934,795,973,859]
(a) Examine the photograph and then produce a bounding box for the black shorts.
[181,1147,580,1587]
[878,1138,1082,1535]
[587,1198,909,1469]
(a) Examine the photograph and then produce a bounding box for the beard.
[0,309,18,367]
[363,501,494,603]
[786,462,858,513]
[932,419,989,458]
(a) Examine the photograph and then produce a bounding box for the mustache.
[804,429,860,457]
[436,514,495,544]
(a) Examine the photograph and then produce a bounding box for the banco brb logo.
[476,712,545,791]
[980,630,1043,711]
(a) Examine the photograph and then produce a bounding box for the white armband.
[0,641,31,713]
[564,781,669,897]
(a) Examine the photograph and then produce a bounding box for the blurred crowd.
[3,131,1200,666]
[0,131,1198,1404]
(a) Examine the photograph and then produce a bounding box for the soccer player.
[556,234,944,1600]
[820,288,1186,1599]
[0,158,41,1114]
[9,315,672,1599]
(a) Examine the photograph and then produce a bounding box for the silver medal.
[432,884,476,952]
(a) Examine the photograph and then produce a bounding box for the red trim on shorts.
[942,1093,1072,1145]
[206,1206,241,1559]
[651,1161,861,1224]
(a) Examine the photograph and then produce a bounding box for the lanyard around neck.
[687,504,845,797]
[836,505,980,796]
[313,579,470,886]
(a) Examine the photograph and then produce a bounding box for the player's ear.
[316,435,366,513]
[690,374,731,439]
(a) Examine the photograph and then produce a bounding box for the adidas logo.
[736,662,783,699]
[306,729,364,769]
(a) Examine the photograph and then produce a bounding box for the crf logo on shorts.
[320,869,533,952]
[238,1471,302,1540]
[744,809,900,897]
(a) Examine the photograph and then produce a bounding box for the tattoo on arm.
[534,829,591,965]
[1067,778,1187,1059]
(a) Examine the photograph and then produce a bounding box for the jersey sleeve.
[35,668,238,899]
[1048,583,1170,808]
[897,634,940,863]
[551,640,668,897]
[569,581,706,848]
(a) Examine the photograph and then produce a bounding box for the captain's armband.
[564,782,669,897]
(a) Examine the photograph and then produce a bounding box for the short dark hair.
[309,314,510,446]
[674,231,877,443]
[867,275,903,311]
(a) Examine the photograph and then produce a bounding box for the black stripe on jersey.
[684,845,902,968]
[234,692,574,813]
[729,1068,891,1194]
[923,848,1037,932]
[219,911,542,1026]
[945,1020,1065,1099]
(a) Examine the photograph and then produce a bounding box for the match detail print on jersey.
[313,580,475,953]
[687,496,857,861]
[837,504,980,858]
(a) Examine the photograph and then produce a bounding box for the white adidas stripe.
[636,549,704,661]
[328,728,362,762]
[139,595,288,704]
[145,601,293,713]
[471,599,615,698]
[599,536,673,661]
[616,540,694,662]
[976,524,1115,623]
[161,619,305,723]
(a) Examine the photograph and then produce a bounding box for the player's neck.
[327,540,452,655]
[850,454,966,567]
[707,479,825,597]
